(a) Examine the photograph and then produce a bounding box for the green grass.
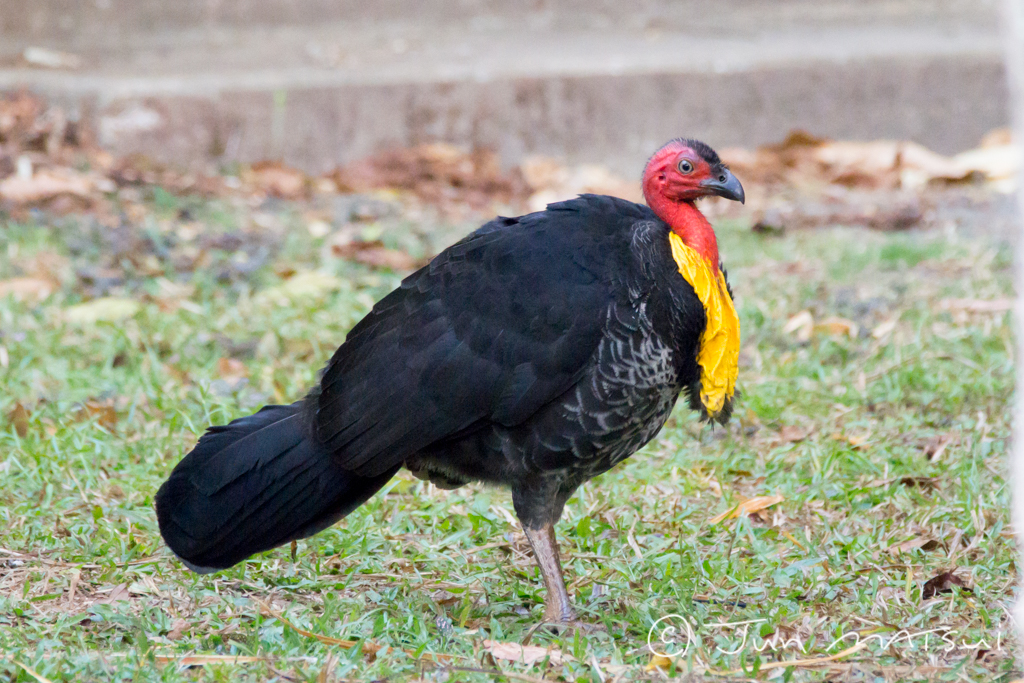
[0,194,1016,681]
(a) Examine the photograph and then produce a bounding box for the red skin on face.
[641,141,721,268]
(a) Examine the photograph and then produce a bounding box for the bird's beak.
[701,168,745,204]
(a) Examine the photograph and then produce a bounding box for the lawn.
[0,188,1016,681]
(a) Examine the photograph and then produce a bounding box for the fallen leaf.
[93,583,131,605]
[73,401,118,431]
[751,219,785,236]
[709,495,784,524]
[331,143,529,212]
[777,425,809,443]
[645,653,674,671]
[482,639,573,666]
[0,168,95,205]
[981,128,1012,147]
[922,435,954,462]
[921,571,972,599]
[886,537,934,555]
[871,319,897,339]
[855,371,867,392]
[783,310,813,342]
[814,140,901,187]
[249,161,308,199]
[255,271,343,307]
[833,433,869,449]
[814,317,858,338]
[306,220,331,238]
[0,277,56,302]
[953,144,1019,182]
[216,357,248,383]
[7,402,30,437]
[166,620,188,641]
[899,475,939,489]
[64,297,140,324]
[66,568,80,604]
[331,240,422,270]
[941,298,1013,314]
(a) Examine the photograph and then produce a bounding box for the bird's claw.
[547,618,606,635]
[524,611,606,643]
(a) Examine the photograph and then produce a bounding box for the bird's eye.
[677,159,694,174]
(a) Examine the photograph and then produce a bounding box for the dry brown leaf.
[93,583,131,605]
[249,161,308,199]
[814,140,901,187]
[777,425,809,443]
[833,433,869,449]
[523,159,643,211]
[871,319,897,339]
[73,401,118,431]
[645,653,674,671]
[941,298,1013,314]
[783,310,813,342]
[0,168,96,205]
[256,271,343,306]
[814,317,858,338]
[921,570,972,599]
[65,568,80,604]
[709,495,784,524]
[167,619,188,641]
[7,402,30,437]
[886,537,933,555]
[981,128,1012,147]
[900,476,938,489]
[482,639,572,666]
[953,144,1019,182]
[216,358,248,383]
[331,240,422,270]
[922,435,955,462]
[0,277,56,302]
[720,129,1014,196]
[331,144,529,211]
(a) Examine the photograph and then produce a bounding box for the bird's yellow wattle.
[668,231,740,418]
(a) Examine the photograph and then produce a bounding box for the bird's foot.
[547,618,606,635]
[524,608,606,642]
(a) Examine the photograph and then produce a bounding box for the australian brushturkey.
[156,138,744,625]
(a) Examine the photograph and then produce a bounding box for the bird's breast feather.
[667,232,740,419]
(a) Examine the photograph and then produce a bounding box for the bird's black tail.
[155,402,398,573]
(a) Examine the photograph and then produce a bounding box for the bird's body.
[156,139,744,625]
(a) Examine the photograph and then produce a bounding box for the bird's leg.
[512,481,589,627]
[522,522,577,623]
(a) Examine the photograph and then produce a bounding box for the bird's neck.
[649,198,720,268]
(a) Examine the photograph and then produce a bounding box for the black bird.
[156,138,744,626]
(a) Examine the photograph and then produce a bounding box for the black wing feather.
[315,196,651,477]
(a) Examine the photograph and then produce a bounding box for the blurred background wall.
[0,0,1006,174]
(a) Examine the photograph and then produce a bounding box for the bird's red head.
[641,138,744,266]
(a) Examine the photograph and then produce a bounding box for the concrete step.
[0,1,1005,175]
